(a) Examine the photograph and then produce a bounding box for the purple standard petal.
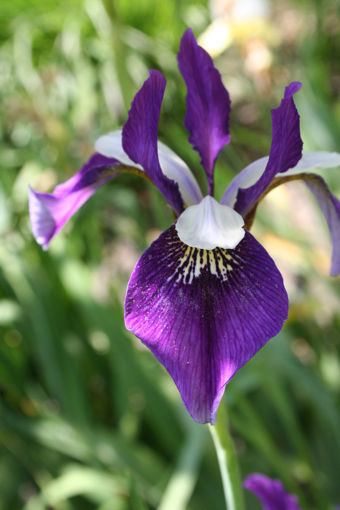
[221,151,340,208]
[125,226,288,424]
[122,70,184,215]
[244,473,302,510]
[221,151,340,275]
[29,153,119,249]
[178,28,231,195]
[96,130,203,206]
[234,82,303,216]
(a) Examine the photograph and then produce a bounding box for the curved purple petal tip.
[29,153,119,249]
[122,70,184,214]
[284,81,302,97]
[235,82,303,216]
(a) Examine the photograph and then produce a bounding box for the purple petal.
[221,151,340,276]
[122,70,184,215]
[221,151,340,208]
[304,174,340,276]
[234,82,303,216]
[96,130,203,206]
[29,153,119,249]
[221,153,340,276]
[125,226,288,424]
[244,473,302,510]
[177,28,231,195]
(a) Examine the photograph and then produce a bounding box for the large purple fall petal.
[244,473,302,510]
[122,70,184,215]
[125,225,288,424]
[234,82,303,216]
[178,28,231,195]
[29,153,119,249]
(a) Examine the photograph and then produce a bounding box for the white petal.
[220,156,268,207]
[95,130,203,206]
[221,151,340,208]
[176,195,245,250]
[95,130,143,169]
[281,151,340,176]
[157,141,203,205]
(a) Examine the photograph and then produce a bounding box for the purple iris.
[29,29,340,424]
[244,473,302,510]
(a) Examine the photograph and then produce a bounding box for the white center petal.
[176,196,245,250]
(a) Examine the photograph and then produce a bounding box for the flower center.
[175,195,245,250]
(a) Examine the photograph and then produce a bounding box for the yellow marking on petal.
[168,241,238,285]
[209,250,217,275]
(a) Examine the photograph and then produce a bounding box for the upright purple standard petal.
[178,28,231,195]
[244,473,302,510]
[221,151,340,276]
[29,153,118,249]
[122,70,184,215]
[125,226,288,424]
[96,130,203,206]
[221,151,340,275]
[235,82,303,216]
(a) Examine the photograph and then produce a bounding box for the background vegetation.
[1,0,340,508]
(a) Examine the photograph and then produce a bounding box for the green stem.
[209,403,245,510]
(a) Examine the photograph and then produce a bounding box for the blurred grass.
[1,0,340,509]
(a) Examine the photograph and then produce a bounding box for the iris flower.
[244,473,302,510]
[29,29,340,424]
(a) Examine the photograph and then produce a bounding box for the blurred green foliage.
[1,0,340,509]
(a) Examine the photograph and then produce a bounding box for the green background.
[1,0,340,508]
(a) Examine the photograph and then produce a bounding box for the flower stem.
[209,403,245,510]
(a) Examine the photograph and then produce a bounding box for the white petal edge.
[95,130,203,206]
[95,130,144,169]
[176,195,245,250]
[157,140,203,205]
[221,151,340,208]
